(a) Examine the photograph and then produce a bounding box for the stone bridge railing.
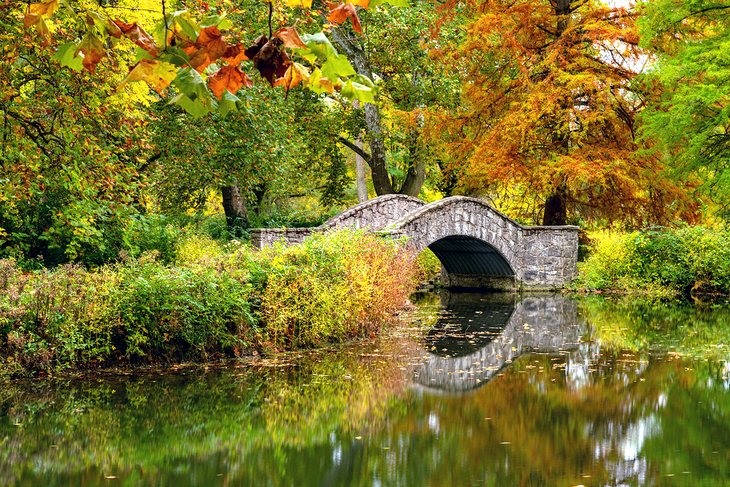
[250,194,424,248]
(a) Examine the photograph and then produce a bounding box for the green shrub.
[1,230,420,374]
[576,226,730,295]
[114,259,254,358]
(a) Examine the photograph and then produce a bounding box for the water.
[2,293,730,486]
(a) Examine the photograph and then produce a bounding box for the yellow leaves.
[119,59,178,94]
[24,0,59,39]
[274,63,310,90]
[208,65,253,99]
[283,0,313,7]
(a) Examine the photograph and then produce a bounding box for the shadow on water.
[412,291,584,393]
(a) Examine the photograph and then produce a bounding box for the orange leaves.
[274,63,311,91]
[274,27,308,50]
[24,0,58,39]
[113,20,159,56]
[327,2,363,34]
[120,59,178,94]
[208,65,253,99]
[187,26,229,72]
[78,32,105,73]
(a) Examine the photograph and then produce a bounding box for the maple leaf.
[188,26,229,72]
[245,36,291,86]
[119,59,178,94]
[327,2,362,34]
[114,20,160,56]
[309,68,336,94]
[274,63,310,91]
[221,44,248,66]
[86,11,121,38]
[24,0,58,39]
[208,65,253,99]
[274,27,308,50]
[77,32,105,73]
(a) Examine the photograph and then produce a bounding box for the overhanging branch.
[338,136,371,163]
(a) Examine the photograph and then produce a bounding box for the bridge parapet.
[251,194,425,248]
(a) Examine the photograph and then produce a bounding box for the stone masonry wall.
[251,194,426,249]
[385,196,579,290]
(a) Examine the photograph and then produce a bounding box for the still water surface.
[2,292,729,486]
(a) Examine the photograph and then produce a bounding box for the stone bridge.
[251,194,579,290]
[412,293,584,393]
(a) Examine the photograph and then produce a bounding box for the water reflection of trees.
[1,295,729,486]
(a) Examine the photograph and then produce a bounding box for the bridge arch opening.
[425,236,517,290]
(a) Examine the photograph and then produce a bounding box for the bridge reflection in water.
[413,292,584,393]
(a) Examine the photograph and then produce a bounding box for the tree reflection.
[0,294,729,486]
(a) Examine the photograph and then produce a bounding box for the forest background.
[0,0,728,273]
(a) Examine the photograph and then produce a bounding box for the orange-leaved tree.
[429,0,698,226]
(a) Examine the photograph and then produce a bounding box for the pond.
[1,292,729,486]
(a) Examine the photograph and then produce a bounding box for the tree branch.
[338,136,371,163]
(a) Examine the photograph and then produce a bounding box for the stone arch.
[253,194,579,290]
[322,194,425,231]
[387,196,524,289]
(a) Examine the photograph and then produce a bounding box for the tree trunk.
[330,27,394,195]
[398,127,426,197]
[221,184,249,236]
[355,138,369,202]
[542,185,567,225]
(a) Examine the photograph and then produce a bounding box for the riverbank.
[572,226,730,299]
[0,230,420,378]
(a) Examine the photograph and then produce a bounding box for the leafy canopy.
[20,0,407,117]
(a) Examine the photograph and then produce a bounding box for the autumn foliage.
[20,0,383,117]
[429,0,699,225]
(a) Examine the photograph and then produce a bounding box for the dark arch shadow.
[414,292,583,394]
[427,236,516,290]
[424,292,515,358]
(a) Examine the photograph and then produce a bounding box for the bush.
[260,231,419,348]
[576,226,730,296]
[1,230,420,374]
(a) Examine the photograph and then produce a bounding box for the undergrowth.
[0,230,420,377]
[575,226,730,297]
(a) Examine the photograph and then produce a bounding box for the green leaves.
[171,67,215,118]
[52,42,83,72]
[638,0,730,212]
[27,3,390,118]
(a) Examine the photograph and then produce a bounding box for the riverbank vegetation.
[575,226,730,297]
[0,231,420,377]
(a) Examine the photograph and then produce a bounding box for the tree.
[147,87,350,235]
[331,0,461,197]
[638,0,730,218]
[0,2,154,265]
[432,0,697,225]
